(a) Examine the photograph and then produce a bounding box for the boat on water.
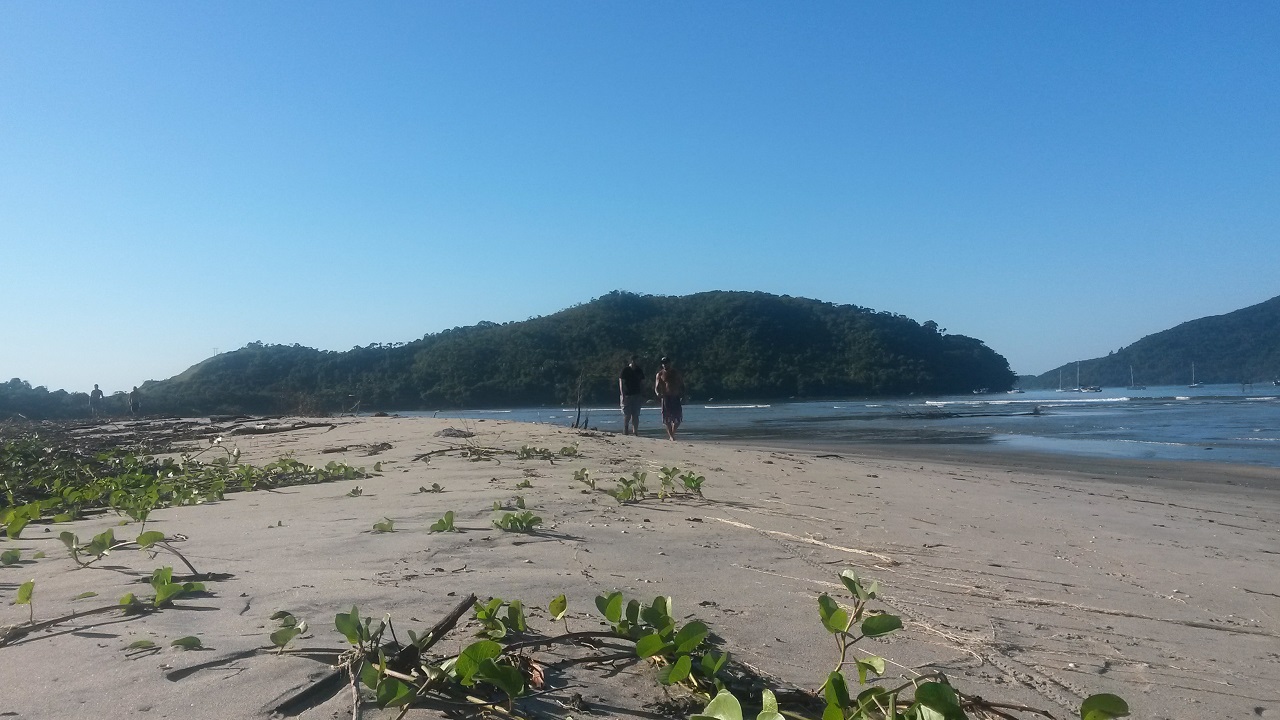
[1060,362,1085,392]
[1081,385,1102,392]
[1127,365,1146,390]
[1189,362,1204,388]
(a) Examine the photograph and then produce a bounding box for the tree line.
[4,291,1016,419]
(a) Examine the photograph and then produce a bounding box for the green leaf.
[429,510,456,533]
[59,531,78,551]
[823,671,851,709]
[635,632,671,658]
[33,551,45,559]
[856,686,892,714]
[0,549,19,565]
[271,610,297,625]
[817,594,849,634]
[170,636,203,650]
[913,681,965,720]
[758,688,785,720]
[506,599,526,632]
[126,639,156,649]
[673,620,710,653]
[455,640,503,685]
[88,528,116,555]
[474,657,525,699]
[135,531,166,548]
[657,653,692,685]
[372,517,394,533]
[855,655,886,684]
[838,569,863,596]
[152,582,186,607]
[860,614,903,637]
[119,592,137,607]
[1080,694,1130,720]
[5,515,28,539]
[375,676,416,708]
[692,689,744,720]
[549,593,567,621]
[644,595,672,626]
[15,579,34,605]
[595,591,623,624]
[335,606,364,645]
[700,649,730,677]
[73,591,99,600]
[271,626,303,648]
[150,566,173,589]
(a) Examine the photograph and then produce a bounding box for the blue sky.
[2,2,1277,393]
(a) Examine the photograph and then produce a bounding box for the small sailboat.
[1127,365,1146,390]
[1188,362,1204,388]
[1068,362,1085,392]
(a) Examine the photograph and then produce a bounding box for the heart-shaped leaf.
[549,593,567,621]
[1081,694,1130,720]
[861,614,902,638]
[171,636,202,650]
[657,654,692,685]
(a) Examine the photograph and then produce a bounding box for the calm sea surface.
[405,384,1280,469]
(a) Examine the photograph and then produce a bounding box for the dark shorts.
[661,395,682,425]
[621,394,643,419]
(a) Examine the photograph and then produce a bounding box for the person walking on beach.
[89,384,104,418]
[618,356,646,435]
[654,356,684,441]
[128,386,140,417]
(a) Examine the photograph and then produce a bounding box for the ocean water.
[405,384,1280,469]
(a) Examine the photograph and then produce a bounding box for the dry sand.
[1,416,1277,719]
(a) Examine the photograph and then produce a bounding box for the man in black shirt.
[618,356,646,435]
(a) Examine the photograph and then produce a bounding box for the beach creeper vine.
[295,567,1127,720]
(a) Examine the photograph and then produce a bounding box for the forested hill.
[4,291,1016,418]
[1027,294,1280,389]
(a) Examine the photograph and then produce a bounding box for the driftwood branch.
[230,417,337,435]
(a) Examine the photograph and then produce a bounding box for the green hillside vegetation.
[1027,294,1280,389]
[4,291,1015,418]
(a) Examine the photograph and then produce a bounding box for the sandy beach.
[2,416,1277,719]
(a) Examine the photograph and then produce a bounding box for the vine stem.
[501,630,621,652]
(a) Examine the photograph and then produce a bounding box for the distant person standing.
[128,386,140,417]
[89,384,104,417]
[618,356,646,435]
[654,356,684,441]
